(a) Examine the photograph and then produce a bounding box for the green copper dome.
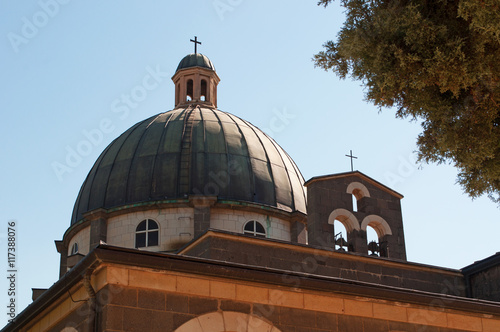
[176,53,215,72]
[71,106,307,225]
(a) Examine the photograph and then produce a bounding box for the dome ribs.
[265,134,306,213]
[261,132,296,212]
[122,117,155,206]
[222,111,254,202]
[191,106,206,196]
[73,159,100,224]
[245,121,294,211]
[101,121,144,210]
[176,53,216,72]
[178,105,196,196]
[80,143,114,217]
[70,107,307,225]
[155,109,184,198]
[71,120,144,224]
[205,108,231,199]
[106,119,149,209]
[149,111,174,200]
[283,149,307,212]
[234,115,277,208]
[126,114,167,204]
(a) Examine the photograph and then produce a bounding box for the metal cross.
[190,36,201,54]
[345,150,358,172]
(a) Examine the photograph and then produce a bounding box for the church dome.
[176,53,215,72]
[71,106,307,225]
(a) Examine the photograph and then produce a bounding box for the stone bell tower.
[305,171,407,260]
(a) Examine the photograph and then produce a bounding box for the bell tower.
[305,171,407,261]
[172,38,220,108]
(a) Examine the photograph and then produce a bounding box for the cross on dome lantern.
[190,36,201,54]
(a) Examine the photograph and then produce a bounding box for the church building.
[3,45,500,332]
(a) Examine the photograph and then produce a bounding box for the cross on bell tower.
[345,150,358,172]
[190,36,201,54]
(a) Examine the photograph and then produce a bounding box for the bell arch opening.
[347,182,370,212]
[328,208,360,233]
[201,79,207,101]
[333,219,348,251]
[186,79,194,101]
[361,215,392,257]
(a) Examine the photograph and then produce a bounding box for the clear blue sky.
[1,1,499,326]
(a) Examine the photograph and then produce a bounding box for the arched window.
[361,215,392,258]
[347,182,370,212]
[186,79,193,101]
[243,220,266,238]
[334,220,348,251]
[200,79,207,101]
[367,225,380,256]
[135,219,159,248]
[70,242,79,255]
[351,194,358,212]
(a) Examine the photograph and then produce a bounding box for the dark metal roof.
[71,106,307,225]
[176,53,215,72]
[462,252,500,275]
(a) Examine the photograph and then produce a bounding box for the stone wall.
[66,206,294,257]
[95,284,471,332]
[11,251,500,332]
[210,208,291,242]
[107,208,194,251]
[183,233,466,297]
[67,226,90,256]
[468,262,500,302]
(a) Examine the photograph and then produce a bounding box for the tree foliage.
[315,0,500,205]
